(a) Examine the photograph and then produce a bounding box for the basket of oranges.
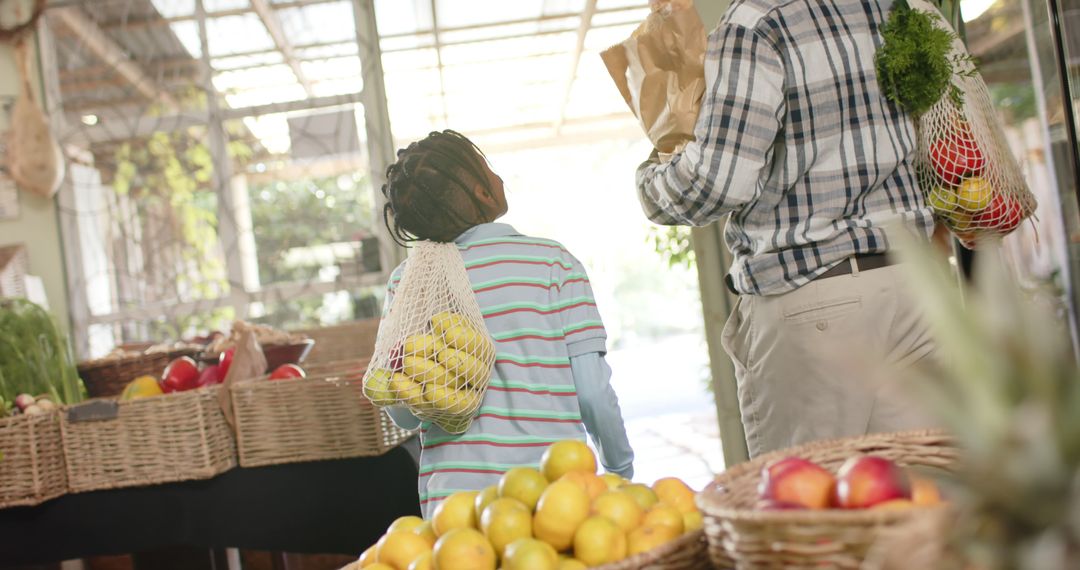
[348,440,710,570]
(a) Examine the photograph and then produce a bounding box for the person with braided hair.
[378,130,634,515]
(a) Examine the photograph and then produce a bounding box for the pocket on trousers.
[782,296,861,323]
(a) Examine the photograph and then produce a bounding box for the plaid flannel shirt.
[636,0,934,296]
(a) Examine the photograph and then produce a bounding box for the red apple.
[269,364,306,380]
[160,356,201,393]
[196,364,224,387]
[14,393,35,412]
[758,457,836,510]
[389,343,404,372]
[835,456,912,509]
[973,193,1024,234]
[218,348,236,377]
[930,128,986,187]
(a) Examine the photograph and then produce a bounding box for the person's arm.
[636,22,786,226]
[571,352,633,478]
[556,255,634,477]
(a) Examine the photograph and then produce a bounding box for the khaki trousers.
[721,261,939,458]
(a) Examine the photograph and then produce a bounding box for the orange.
[432,527,496,570]
[376,531,431,570]
[498,467,548,510]
[540,440,597,481]
[591,491,644,533]
[431,491,478,536]
[652,477,697,514]
[627,524,680,556]
[620,483,659,510]
[911,477,942,506]
[642,504,684,534]
[600,473,625,490]
[358,544,378,567]
[479,498,532,558]
[406,552,432,570]
[573,515,627,566]
[682,510,704,533]
[388,515,425,534]
[533,480,590,551]
[559,471,607,500]
[502,538,559,570]
[474,484,499,521]
[558,557,588,570]
[413,521,437,548]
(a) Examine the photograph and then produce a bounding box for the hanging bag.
[878,0,1037,248]
[362,242,495,434]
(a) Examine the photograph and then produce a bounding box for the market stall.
[1,0,1079,567]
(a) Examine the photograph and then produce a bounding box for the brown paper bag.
[217,322,267,429]
[601,0,707,158]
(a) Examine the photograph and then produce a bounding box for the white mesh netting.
[362,242,495,434]
[909,0,1037,249]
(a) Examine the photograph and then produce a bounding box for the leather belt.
[725,253,895,295]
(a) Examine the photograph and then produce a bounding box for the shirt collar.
[453,222,520,244]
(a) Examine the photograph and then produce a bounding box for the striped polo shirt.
[385,223,607,516]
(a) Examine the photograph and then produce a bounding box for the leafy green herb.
[0,298,84,409]
[876,2,970,116]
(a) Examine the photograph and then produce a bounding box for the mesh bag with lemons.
[352,440,705,570]
[362,242,496,434]
[877,0,1036,249]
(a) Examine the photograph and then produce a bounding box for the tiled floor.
[623,410,725,491]
[604,333,727,492]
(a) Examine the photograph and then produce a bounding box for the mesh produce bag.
[362,242,495,434]
[904,0,1037,248]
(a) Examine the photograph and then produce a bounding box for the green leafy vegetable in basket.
[0,298,84,411]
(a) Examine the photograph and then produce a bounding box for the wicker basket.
[77,347,201,398]
[61,387,237,493]
[230,358,412,468]
[594,529,710,570]
[699,430,957,570]
[336,532,708,570]
[0,411,67,508]
[295,319,380,364]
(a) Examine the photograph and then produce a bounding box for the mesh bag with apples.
[362,242,495,434]
[905,0,1036,248]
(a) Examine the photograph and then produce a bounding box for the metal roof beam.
[49,6,179,111]
[554,0,597,134]
[250,0,316,97]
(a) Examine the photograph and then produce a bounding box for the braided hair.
[382,130,498,245]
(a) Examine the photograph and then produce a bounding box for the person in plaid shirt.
[637,0,938,457]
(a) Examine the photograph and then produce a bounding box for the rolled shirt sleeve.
[636,22,785,226]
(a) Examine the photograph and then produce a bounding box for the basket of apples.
[60,354,239,493]
[228,358,413,468]
[698,430,956,569]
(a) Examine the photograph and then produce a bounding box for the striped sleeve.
[558,254,607,358]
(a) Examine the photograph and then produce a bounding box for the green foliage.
[876,3,963,116]
[990,83,1039,122]
[248,172,375,285]
[647,225,695,269]
[0,299,84,408]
